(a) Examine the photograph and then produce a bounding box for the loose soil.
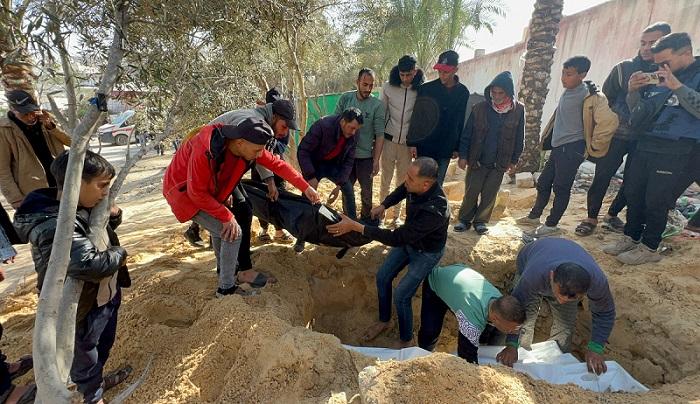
[1,158,698,403]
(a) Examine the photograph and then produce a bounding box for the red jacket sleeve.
[257,149,310,192]
[186,134,233,223]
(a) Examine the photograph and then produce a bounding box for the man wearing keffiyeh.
[455,71,525,235]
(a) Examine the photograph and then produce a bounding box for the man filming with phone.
[604,32,700,265]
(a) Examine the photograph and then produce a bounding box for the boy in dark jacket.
[14,150,130,404]
[327,157,449,346]
[455,71,525,235]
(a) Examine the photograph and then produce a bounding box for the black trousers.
[530,140,586,227]
[587,138,635,219]
[624,148,692,250]
[250,166,286,231]
[348,158,374,220]
[0,323,10,395]
[418,281,483,364]
[230,184,253,271]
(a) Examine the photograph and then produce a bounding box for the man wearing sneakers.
[454,71,524,235]
[518,56,618,236]
[576,22,672,237]
[604,33,700,265]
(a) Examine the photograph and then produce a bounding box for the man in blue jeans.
[327,157,449,346]
[297,108,364,252]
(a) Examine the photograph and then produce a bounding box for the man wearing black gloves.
[327,157,449,347]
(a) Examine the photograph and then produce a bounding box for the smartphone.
[643,72,660,85]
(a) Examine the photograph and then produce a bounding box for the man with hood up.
[379,55,424,226]
[455,71,525,235]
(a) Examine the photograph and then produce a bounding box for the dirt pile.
[0,163,699,402]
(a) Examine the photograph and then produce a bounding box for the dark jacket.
[506,238,616,349]
[0,202,20,244]
[297,115,358,185]
[13,188,129,321]
[459,71,525,170]
[364,182,449,253]
[636,57,700,145]
[602,54,657,139]
[407,77,470,159]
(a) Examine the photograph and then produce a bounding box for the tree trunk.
[32,3,130,402]
[516,0,563,173]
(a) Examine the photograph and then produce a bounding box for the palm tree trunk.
[516,0,564,173]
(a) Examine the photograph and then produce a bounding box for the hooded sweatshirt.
[381,67,425,144]
[459,71,525,169]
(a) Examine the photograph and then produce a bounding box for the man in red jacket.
[163,118,320,297]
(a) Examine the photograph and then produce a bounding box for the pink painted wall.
[455,0,700,124]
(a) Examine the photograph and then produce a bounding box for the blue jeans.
[436,158,451,186]
[315,161,357,219]
[376,245,444,341]
[71,291,121,404]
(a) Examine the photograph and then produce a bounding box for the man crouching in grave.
[327,157,449,347]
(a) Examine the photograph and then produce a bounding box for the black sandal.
[104,365,133,391]
[9,355,33,381]
[575,221,596,236]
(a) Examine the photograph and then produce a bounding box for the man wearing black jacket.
[407,50,469,185]
[577,22,671,236]
[327,157,449,346]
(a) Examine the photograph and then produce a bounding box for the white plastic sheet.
[343,340,648,394]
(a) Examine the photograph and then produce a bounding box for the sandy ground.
[1,157,699,403]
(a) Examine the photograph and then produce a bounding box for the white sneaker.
[616,243,662,265]
[532,224,560,237]
[602,236,638,256]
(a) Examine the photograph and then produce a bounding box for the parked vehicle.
[98,110,136,146]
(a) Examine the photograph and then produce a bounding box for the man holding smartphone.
[604,32,700,264]
[0,89,71,209]
[575,22,671,237]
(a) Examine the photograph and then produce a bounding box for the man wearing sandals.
[327,157,449,347]
[454,71,524,235]
[206,98,301,284]
[518,56,618,237]
[163,118,320,297]
[576,22,672,237]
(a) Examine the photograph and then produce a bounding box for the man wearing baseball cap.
[0,89,71,208]
[407,50,470,185]
[163,117,319,297]
[182,97,300,285]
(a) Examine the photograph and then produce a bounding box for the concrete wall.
[457,0,700,124]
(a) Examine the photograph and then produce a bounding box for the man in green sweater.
[335,68,386,224]
[418,264,525,364]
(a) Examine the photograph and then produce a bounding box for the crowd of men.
[0,20,698,403]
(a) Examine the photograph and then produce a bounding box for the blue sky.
[460,0,610,58]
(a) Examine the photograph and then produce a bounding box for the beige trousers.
[380,141,413,219]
